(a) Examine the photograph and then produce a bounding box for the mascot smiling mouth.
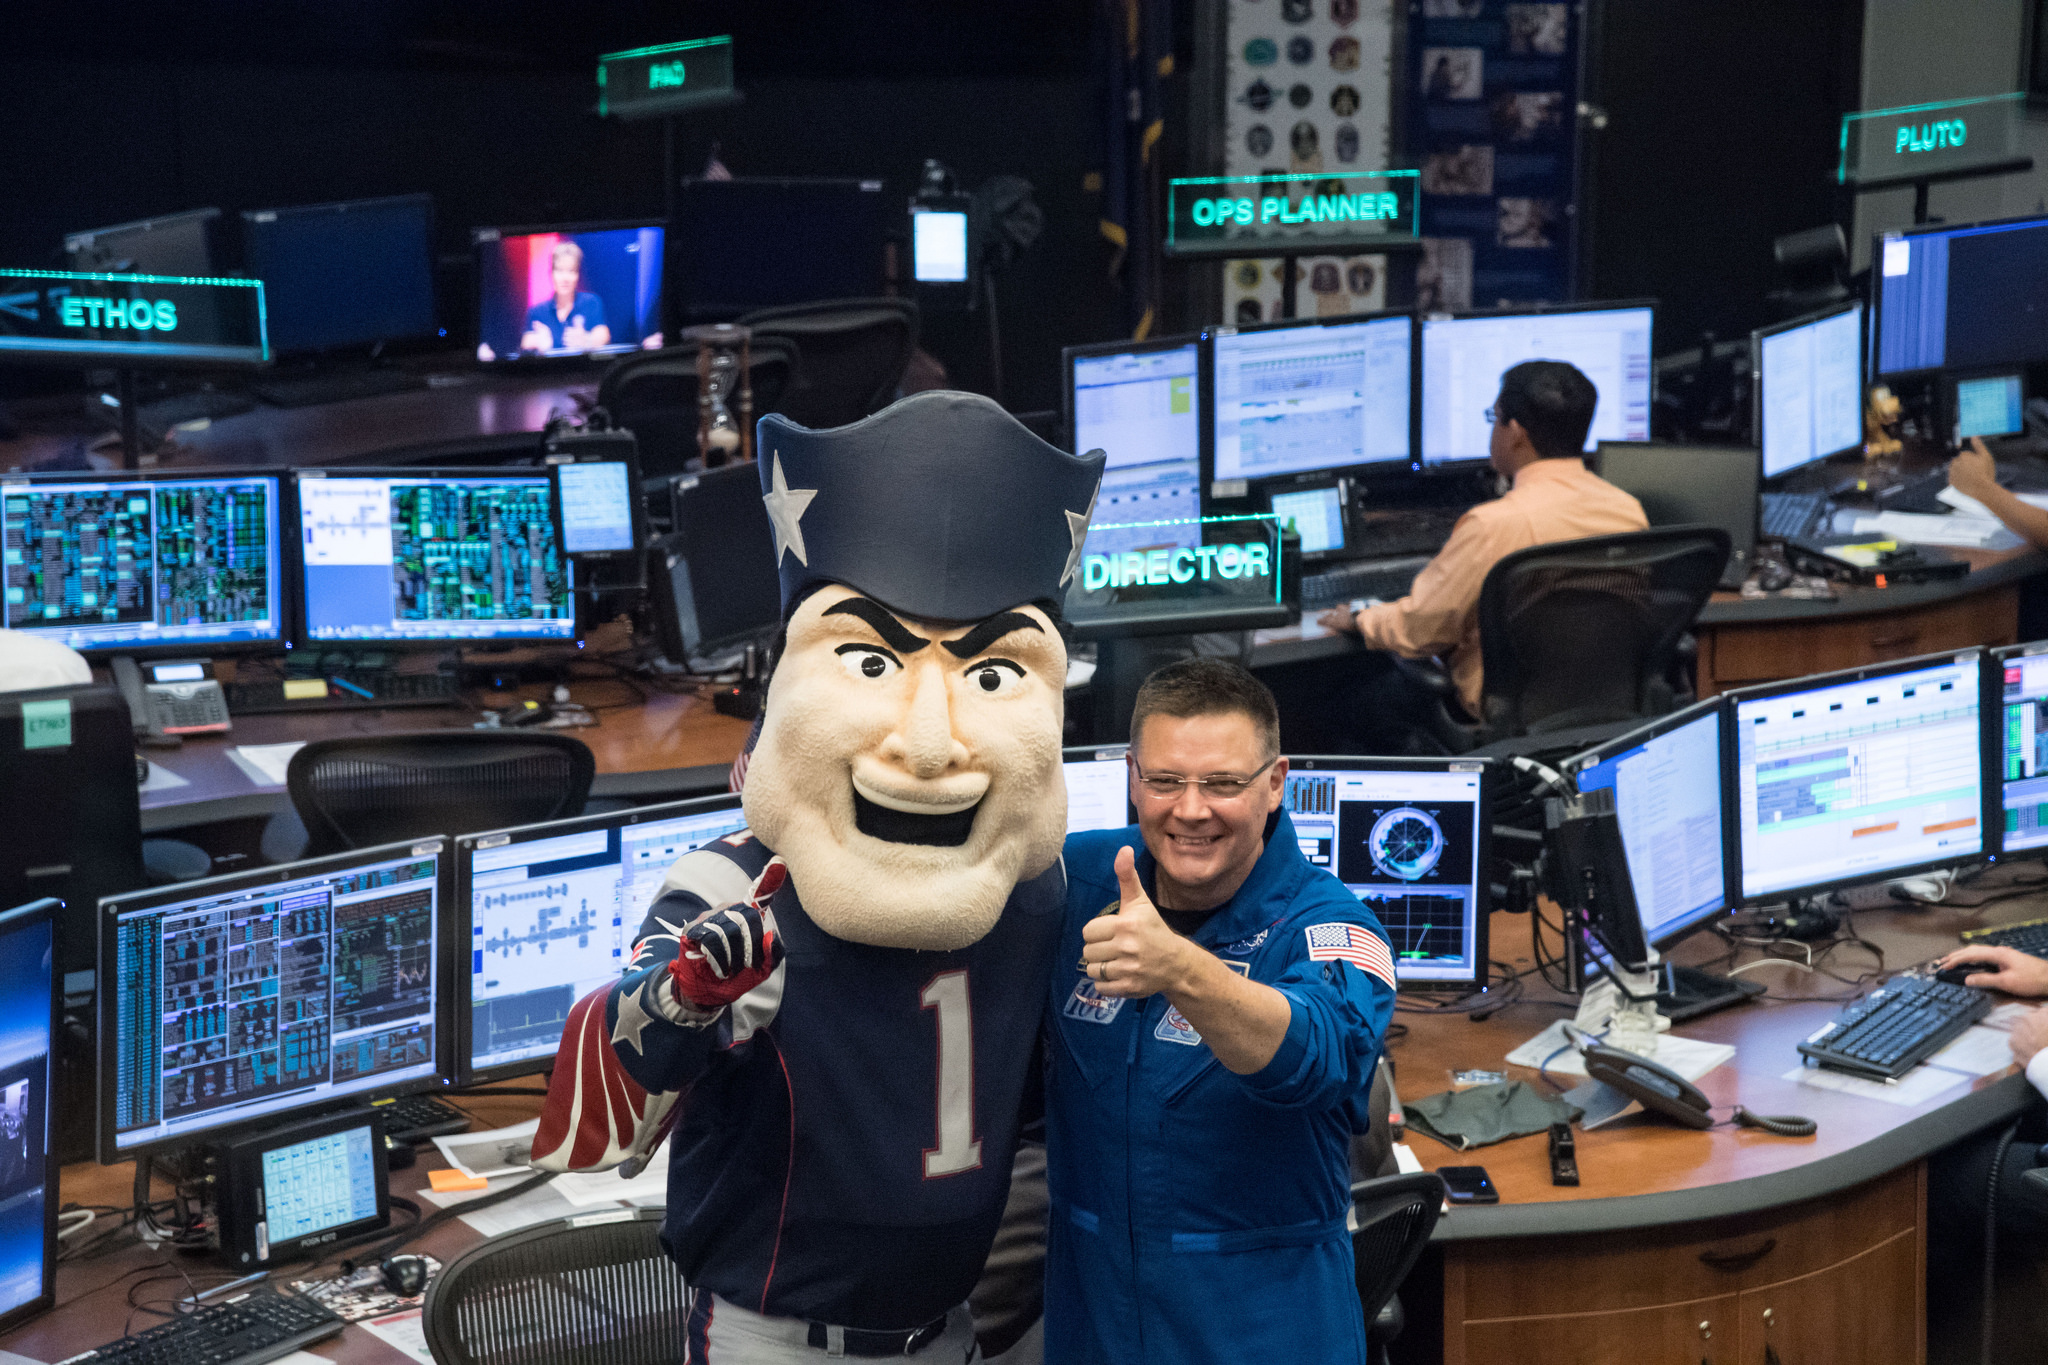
[849,775,982,847]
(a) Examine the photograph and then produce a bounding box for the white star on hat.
[762,452,818,567]
[1061,477,1100,588]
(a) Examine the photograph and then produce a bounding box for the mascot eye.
[967,660,1026,694]
[837,647,900,680]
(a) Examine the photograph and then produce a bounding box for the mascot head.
[740,391,1104,950]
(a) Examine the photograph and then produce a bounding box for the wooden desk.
[1396,894,2043,1364]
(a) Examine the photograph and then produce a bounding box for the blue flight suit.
[1044,814,1396,1363]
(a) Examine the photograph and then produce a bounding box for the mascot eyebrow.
[823,597,1044,659]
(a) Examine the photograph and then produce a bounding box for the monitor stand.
[1655,962,1764,1024]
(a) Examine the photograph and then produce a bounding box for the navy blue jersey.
[540,830,1062,1331]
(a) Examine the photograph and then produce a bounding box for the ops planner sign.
[1167,171,1420,253]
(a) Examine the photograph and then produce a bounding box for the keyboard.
[248,370,427,408]
[225,671,462,714]
[1352,506,1467,559]
[372,1092,471,1144]
[1299,557,1428,611]
[1960,916,2048,956]
[60,1287,344,1365]
[1760,491,1828,540]
[1876,468,1951,515]
[1796,974,1991,1081]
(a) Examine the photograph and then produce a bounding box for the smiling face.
[1130,710,1288,912]
[740,583,1069,950]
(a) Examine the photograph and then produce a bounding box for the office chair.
[736,297,919,429]
[595,338,797,480]
[286,731,595,857]
[1767,224,1852,320]
[1402,526,1730,752]
[1351,1171,1446,1365]
[422,1207,685,1365]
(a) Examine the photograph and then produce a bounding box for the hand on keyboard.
[1317,604,1359,635]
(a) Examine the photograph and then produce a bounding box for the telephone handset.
[1562,1022,1713,1129]
[111,657,230,742]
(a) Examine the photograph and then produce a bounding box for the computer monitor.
[456,795,747,1082]
[1419,303,1654,467]
[1874,213,2048,377]
[1568,699,1730,951]
[1064,472,1288,637]
[1063,745,1132,833]
[296,469,575,645]
[241,194,436,355]
[669,178,891,321]
[1267,482,1348,557]
[650,462,782,664]
[0,899,57,1334]
[1282,757,1489,987]
[2,471,287,655]
[1753,301,1864,480]
[1732,650,1985,904]
[1991,643,2048,856]
[1595,442,1759,589]
[1211,313,1414,482]
[63,208,222,276]
[99,838,450,1161]
[1063,336,1201,470]
[1952,370,2026,442]
[474,221,665,362]
[911,207,971,284]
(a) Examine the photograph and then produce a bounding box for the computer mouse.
[1933,963,1983,988]
[380,1254,430,1298]
[1755,561,1795,593]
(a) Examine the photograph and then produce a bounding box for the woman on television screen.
[521,240,612,353]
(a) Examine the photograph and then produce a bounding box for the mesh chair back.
[737,297,919,429]
[595,339,798,479]
[1476,525,1729,737]
[422,1208,684,1365]
[1352,1171,1444,1326]
[287,731,595,856]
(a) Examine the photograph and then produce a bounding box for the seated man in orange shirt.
[1316,359,1647,751]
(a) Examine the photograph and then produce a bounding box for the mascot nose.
[883,662,968,778]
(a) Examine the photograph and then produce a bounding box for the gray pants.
[683,1292,980,1364]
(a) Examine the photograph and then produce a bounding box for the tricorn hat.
[757,391,1105,622]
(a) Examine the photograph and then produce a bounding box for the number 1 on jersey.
[921,970,982,1178]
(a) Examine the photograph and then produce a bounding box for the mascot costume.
[534,391,1104,1363]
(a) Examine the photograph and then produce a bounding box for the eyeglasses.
[1482,405,1498,424]
[1131,755,1278,802]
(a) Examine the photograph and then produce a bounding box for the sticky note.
[428,1169,490,1193]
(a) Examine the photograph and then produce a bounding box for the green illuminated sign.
[1081,540,1272,592]
[0,268,268,368]
[1838,92,2024,185]
[1064,513,1286,635]
[597,36,736,120]
[20,699,70,751]
[1166,171,1421,253]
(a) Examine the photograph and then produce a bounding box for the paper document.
[1939,484,2048,517]
[1922,1025,2018,1077]
[418,1171,581,1237]
[357,1309,434,1365]
[432,1118,538,1178]
[1784,1061,1969,1107]
[554,1162,672,1207]
[226,741,305,788]
[1847,511,2019,549]
[139,761,191,794]
[1506,1019,1734,1083]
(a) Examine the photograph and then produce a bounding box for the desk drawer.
[1449,1163,1919,1320]
[1697,587,2016,695]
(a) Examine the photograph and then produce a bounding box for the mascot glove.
[669,857,787,1010]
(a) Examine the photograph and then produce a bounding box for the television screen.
[475,224,665,362]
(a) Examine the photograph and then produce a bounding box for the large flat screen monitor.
[296,469,575,645]
[651,462,782,664]
[1993,643,2048,855]
[1569,699,1731,950]
[474,222,665,363]
[456,796,747,1083]
[1419,303,1653,467]
[1,472,286,655]
[1211,313,1413,481]
[0,900,55,1335]
[669,178,891,321]
[1732,651,1985,903]
[100,839,449,1161]
[1874,214,2048,377]
[1064,336,1201,470]
[241,194,436,355]
[1282,757,1489,987]
[1753,301,1864,480]
[1063,745,1132,833]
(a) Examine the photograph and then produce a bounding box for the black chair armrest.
[1369,1291,1404,1344]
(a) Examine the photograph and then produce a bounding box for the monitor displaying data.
[1067,340,1200,470]
[1734,653,1983,901]
[1269,485,1347,555]
[1875,215,2048,376]
[1283,758,1486,985]
[242,194,436,355]
[102,842,446,1158]
[1572,701,1729,949]
[1997,647,2048,854]
[1213,315,1412,481]
[1063,746,1131,833]
[459,797,748,1080]
[1420,305,1653,466]
[261,1121,380,1247]
[1085,458,1204,559]
[555,461,637,556]
[1,473,284,653]
[0,900,54,1332]
[298,471,574,643]
[1956,373,2025,440]
[474,223,664,362]
[1756,302,1863,479]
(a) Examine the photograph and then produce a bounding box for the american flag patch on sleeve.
[1304,922,1397,990]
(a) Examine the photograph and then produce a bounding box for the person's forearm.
[1976,484,2048,549]
[1164,952,1292,1073]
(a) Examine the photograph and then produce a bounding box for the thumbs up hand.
[1080,845,1196,999]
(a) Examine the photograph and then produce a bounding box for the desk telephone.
[112,657,231,739]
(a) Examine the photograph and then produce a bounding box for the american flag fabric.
[1303,922,1397,991]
